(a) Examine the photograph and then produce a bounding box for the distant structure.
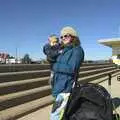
[0,52,21,64]
[98,38,120,66]
[0,53,9,64]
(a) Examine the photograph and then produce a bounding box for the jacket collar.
[63,44,73,54]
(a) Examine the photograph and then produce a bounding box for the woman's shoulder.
[73,45,83,51]
[72,45,84,55]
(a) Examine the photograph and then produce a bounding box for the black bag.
[63,83,113,120]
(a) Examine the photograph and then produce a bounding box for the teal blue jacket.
[52,44,84,97]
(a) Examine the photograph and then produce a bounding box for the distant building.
[0,53,9,64]
[98,38,120,66]
[0,52,21,64]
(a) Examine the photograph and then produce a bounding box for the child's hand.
[50,41,58,46]
[49,36,59,46]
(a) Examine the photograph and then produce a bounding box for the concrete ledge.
[80,64,115,71]
[91,71,120,84]
[0,77,49,95]
[0,67,116,95]
[81,63,114,66]
[79,66,116,77]
[79,69,120,83]
[0,65,115,83]
[0,95,53,120]
[0,70,50,83]
[0,63,114,73]
[0,86,51,110]
[0,64,50,73]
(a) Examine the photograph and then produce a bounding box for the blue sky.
[0,0,120,60]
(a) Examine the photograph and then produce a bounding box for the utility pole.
[16,48,18,63]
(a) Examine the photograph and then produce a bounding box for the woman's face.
[60,34,73,45]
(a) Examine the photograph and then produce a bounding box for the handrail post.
[108,73,111,86]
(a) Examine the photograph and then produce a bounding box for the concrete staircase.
[0,63,119,120]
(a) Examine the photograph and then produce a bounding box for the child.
[43,35,62,87]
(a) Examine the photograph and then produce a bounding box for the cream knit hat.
[60,26,78,37]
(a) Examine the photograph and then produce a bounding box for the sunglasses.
[60,34,73,39]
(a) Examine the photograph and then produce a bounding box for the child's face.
[49,36,59,46]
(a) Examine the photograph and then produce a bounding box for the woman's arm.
[53,46,84,74]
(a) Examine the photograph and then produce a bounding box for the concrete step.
[0,63,118,120]
[0,73,119,120]
[90,71,120,84]
[0,64,50,73]
[0,66,115,95]
[79,66,116,77]
[17,105,52,120]
[0,95,53,120]
[80,64,115,71]
[0,68,118,110]
[0,64,115,83]
[0,85,51,111]
[0,77,49,95]
[79,69,120,83]
[5,72,120,120]
[0,63,114,73]
[81,63,114,66]
[0,70,50,83]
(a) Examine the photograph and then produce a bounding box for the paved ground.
[18,76,120,120]
[99,76,120,114]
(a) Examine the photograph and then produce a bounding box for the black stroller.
[63,74,120,120]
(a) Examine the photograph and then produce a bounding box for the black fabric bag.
[63,83,113,120]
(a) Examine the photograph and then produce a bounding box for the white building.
[98,38,120,65]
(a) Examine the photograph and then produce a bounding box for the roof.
[98,38,120,47]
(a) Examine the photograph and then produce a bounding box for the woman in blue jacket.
[50,26,84,120]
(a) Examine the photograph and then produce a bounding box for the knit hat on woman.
[60,26,78,37]
[60,26,80,47]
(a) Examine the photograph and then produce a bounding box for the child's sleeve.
[43,44,60,63]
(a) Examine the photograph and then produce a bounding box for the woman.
[50,26,84,120]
